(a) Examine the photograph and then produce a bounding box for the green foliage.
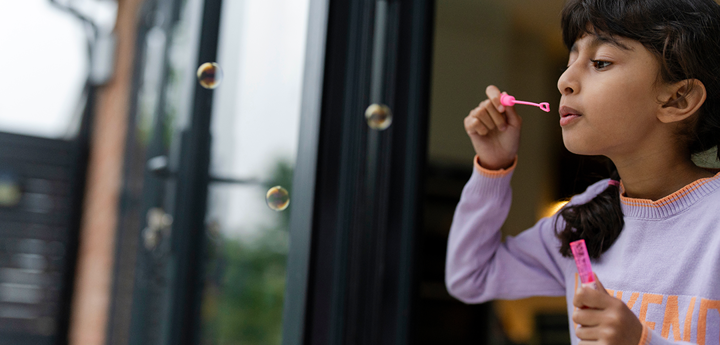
[211,232,287,345]
[201,159,293,345]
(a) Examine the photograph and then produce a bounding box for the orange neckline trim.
[620,171,720,208]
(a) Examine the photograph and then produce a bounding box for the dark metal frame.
[281,0,331,342]
[108,0,223,343]
[284,0,435,344]
[164,0,222,343]
[109,0,184,344]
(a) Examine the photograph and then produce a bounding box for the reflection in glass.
[199,0,309,344]
[203,161,293,344]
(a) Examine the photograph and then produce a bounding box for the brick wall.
[68,0,145,344]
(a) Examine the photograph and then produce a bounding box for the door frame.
[283,0,435,344]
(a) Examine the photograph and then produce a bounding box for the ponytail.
[555,170,624,260]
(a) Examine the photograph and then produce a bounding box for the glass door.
[113,0,436,344]
[198,0,310,344]
[113,0,313,344]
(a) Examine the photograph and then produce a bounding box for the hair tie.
[608,180,620,187]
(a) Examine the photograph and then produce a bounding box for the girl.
[445,0,720,344]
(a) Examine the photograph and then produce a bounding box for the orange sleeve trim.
[637,324,652,345]
[473,155,517,178]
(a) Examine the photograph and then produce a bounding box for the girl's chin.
[561,133,602,156]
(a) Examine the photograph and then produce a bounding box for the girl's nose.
[557,65,579,96]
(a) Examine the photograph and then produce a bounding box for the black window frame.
[284,0,435,344]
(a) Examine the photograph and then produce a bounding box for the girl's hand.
[573,274,644,345]
[464,85,522,170]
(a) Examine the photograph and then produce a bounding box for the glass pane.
[200,1,310,344]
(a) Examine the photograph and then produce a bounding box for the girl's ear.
[657,79,706,124]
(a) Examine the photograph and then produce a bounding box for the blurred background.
[0,0,655,345]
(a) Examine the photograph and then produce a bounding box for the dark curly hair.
[556,0,720,259]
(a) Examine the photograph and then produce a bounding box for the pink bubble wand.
[570,239,598,290]
[500,93,550,112]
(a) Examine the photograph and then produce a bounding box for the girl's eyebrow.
[570,34,632,53]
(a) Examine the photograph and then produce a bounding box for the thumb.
[592,273,610,295]
[504,104,523,128]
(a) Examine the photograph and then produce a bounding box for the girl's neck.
[612,151,715,201]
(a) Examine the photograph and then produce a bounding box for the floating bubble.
[365,104,393,130]
[266,186,290,211]
[196,62,223,89]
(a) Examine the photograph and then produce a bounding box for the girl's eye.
[591,60,612,70]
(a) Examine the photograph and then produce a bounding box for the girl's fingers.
[504,104,522,128]
[575,325,600,341]
[484,98,508,131]
[572,308,602,327]
[464,114,489,136]
[574,285,612,310]
[485,85,506,113]
[465,93,519,137]
[592,273,610,295]
[463,114,475,134]
[476,102,498,132]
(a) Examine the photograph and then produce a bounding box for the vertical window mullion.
[285,0,433,344]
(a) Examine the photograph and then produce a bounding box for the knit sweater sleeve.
[445,157,567,304]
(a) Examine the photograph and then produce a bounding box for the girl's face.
[557,33,666,158]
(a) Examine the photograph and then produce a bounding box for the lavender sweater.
[445,158,720,345]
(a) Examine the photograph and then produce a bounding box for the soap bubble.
[266,186,290,211]
[365,104,393,130]
[196,62,223,89]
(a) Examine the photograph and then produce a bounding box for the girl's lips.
[559,105,582,126]
[560,114,581,126]
[559,105,582,117]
